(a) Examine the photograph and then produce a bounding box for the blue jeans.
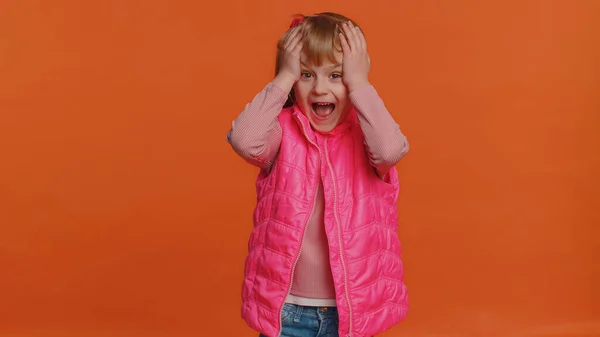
[259,303,339,337]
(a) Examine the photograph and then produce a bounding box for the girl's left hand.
[339,21,371,92]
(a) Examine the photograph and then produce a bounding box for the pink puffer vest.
[241,105,408,337]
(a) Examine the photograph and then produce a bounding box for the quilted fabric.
[240,105,408,337]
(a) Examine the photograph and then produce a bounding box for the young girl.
[227,12,409,337]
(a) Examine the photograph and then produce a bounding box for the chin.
[305,110,340,132]
[310,120,337,132]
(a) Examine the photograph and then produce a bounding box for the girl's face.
[294,52,349,132]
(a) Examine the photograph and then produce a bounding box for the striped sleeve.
[227,82,288,169]
[349,84,409,176]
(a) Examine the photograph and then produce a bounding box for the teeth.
[311,102,336,118]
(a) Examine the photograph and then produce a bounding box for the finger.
[357,27,367,51]
[339,32,350,54]
[349,22,363,51]
[284,26,300,50]
[341,22,355,51]
[287,30,303,52]
[342,22,354,51]
[284,26,301,50]
[292,38,303,55]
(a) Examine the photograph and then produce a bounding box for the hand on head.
[339,21,371,92]
[276,25,304,84]
[276,18,371,92]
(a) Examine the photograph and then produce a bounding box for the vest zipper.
[278,115,321,337]
[324,138,353,337]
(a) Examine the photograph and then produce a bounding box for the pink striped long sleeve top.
[227,82,408,305]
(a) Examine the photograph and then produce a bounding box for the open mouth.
[311,102,336,119]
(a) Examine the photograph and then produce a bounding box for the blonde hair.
[276,12,361,107]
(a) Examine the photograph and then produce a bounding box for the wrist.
[346,79,371,93]
[273,72,297,92]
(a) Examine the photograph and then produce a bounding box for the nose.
[312,77,328,95]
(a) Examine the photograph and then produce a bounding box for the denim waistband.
[283,303,338,319]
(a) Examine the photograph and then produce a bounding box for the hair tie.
[290,17,305,28]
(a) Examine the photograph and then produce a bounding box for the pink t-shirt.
[227,82,408,306]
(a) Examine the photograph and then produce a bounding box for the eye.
[330,73,342,79]
[301,72,313,78]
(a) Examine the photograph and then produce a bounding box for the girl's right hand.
[274,26,303,89]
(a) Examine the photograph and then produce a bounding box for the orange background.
[1,1,599,336]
